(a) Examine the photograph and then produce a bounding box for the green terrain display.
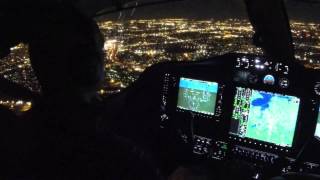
[177,78,218,115]
[231,88,300,147]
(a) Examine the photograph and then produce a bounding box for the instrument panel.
[158,54,320,173]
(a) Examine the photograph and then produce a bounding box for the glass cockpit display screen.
[314,106,320,139]
[177,78,219,115]
[229,87,300,148]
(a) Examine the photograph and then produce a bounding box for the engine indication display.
[314,106,320,139]
[177,78,219,115]
[315,82,320,96]
[230,87,300,148]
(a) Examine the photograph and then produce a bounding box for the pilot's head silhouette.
[1,2,106,103]
[27,5,105,103]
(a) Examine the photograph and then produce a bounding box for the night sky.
[101,0,320,22]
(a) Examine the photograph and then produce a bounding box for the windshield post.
[245,0,295,63]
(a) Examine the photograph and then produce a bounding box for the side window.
[0,44,35,111]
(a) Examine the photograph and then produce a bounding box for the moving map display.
[314,106,320,139]
[230,87,300,147]
[177,78,218,115]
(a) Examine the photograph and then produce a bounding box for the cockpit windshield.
[96,0,261,94]
[0,0,319,111]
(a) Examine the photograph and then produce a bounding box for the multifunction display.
[229,87,300,148]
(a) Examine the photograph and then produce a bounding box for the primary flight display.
[177,78,219,115]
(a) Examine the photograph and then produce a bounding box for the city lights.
[0,19,319,111]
